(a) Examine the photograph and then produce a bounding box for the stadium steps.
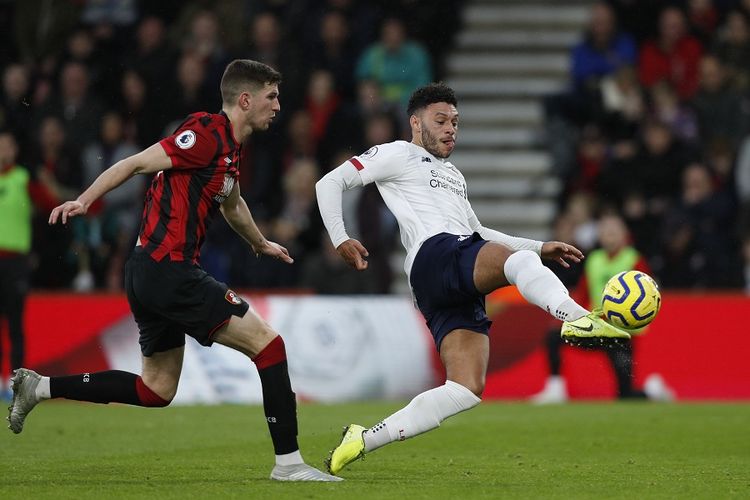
[391,1,589,295]
[462,2,590,28]
[447,53,569,76]
[455,100,542,126]
[448,77,565,98]
[450,151,551,175]
[455,31,579,51]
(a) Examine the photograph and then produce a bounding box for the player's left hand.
[254,240,294,264]
[541,241,584,268]
[49,200,86,225]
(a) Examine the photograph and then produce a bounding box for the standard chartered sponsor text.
[429,169,466,198]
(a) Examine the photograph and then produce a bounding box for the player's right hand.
[49,200,86,225]
[337,239,369,271]
[255,239,294,264]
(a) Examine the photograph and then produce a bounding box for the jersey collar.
[218,110,240,145]
[411,142,456,170]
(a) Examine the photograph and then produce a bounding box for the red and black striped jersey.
[138,111,241,263]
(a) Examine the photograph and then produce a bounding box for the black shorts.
[409,232,492,351]
[124,247,250,356]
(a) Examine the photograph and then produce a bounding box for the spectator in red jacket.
[639,6,703,100]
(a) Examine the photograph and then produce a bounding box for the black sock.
[50,370,140,405]
[258,360,299,455]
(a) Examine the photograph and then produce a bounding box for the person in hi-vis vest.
[0,131,32,400]
[531,212,675,403]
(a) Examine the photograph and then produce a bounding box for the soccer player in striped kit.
[317,83,632,475]
[8,60,340,482]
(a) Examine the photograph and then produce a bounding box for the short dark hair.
[407,83,457,116]
[220,59,282,104]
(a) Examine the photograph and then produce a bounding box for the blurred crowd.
[546,0,750,292]
[0,0,461,293]
[3,0,749,296]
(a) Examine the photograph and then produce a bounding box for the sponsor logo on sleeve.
[176,130,197,149]
[360,146,378,159]
[225,289,242,305]
[214,174,235,203]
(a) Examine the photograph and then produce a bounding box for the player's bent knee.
[448,377,485,399]
[239,310,277,343]
[252,334,287,369]
[445,380,482,410]
[495,243,515,261]
[256,321,278,343]
[509,249,541,266]
[466,380,485,398]
[243,322,278,357]
[474,242,518,292]
[503,249,542,284]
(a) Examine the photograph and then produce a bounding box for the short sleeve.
[348,142,405,185]
[159,120,218,169]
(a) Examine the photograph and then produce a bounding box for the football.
[601,271,661,330]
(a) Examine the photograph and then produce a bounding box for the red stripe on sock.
[252,336,287,370]
[135,377,170,407]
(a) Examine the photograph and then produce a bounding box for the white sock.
[36,376,51,400]
[362,380,481,452]
[275,449,304,466]
[503,250,588,321]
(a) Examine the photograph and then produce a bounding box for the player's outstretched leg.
[8,367,173,434]
[498,250,631,342]
[7,349,181,434]
[326,381,480,476]
[7,368,42,434]
[326,331,484,476]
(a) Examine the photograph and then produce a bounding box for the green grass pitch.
[2,401,748,499]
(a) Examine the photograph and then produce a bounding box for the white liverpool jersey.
[349,140,481,276]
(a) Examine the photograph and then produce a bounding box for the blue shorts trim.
[409,232,492,350]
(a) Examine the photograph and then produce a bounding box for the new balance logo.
[421,157,431,163]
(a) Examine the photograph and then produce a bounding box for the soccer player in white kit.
[316,83,631,475]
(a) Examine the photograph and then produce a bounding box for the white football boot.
[7,368,42,434]
[270,463,343,481]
